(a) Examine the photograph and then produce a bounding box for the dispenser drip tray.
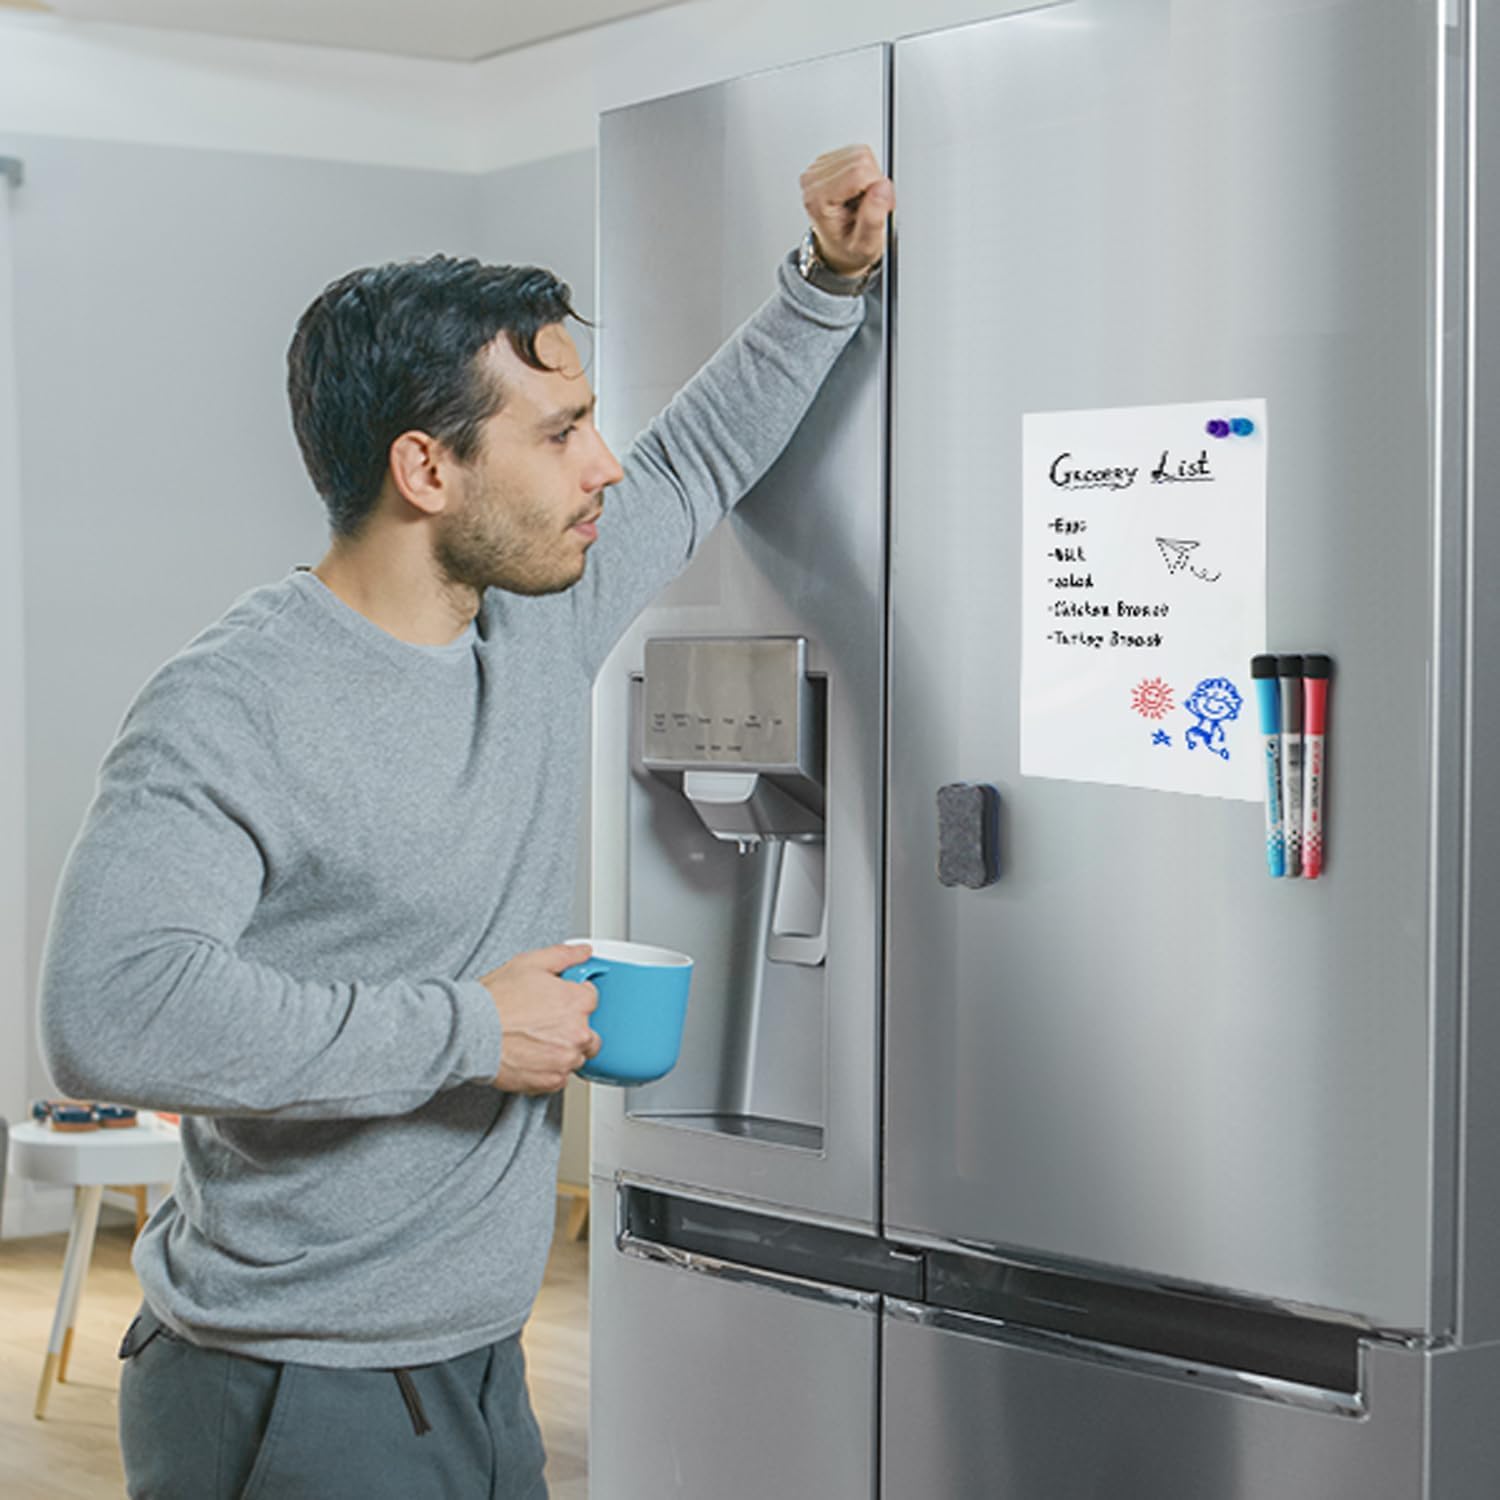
[626,1111,825,1153]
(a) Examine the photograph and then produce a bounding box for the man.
[37,146,893,1497]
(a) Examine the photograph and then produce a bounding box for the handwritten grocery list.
[1021,399,1268,801]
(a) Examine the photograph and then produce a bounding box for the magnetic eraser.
[937,783,1000,889]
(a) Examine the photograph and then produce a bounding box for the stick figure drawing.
[1183,677,1243,760]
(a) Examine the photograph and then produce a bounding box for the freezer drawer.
[589,1178,878,1500]
[882,1305,1433,1500]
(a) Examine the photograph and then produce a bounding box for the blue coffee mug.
[562,939,694,1086]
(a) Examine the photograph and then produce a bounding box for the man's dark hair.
[287,255,585,536]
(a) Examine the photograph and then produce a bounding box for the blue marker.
[1251,655,1285,877]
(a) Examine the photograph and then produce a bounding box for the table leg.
[34,1184,103,1420]
[59,1190,81,1383]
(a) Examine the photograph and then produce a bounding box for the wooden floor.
[0,1200,590,1500]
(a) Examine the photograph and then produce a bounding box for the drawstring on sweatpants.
[392,1368,432,1437]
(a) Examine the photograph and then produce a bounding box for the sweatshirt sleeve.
[37,657,503,1120]
[568,250,871,674]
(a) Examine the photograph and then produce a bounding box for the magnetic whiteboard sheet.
[1021,400,1268,801]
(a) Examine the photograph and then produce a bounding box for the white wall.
[0,11,475,169]
[0,166,28,1234]
[478,151,597,316]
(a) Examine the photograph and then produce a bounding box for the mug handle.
[567,962,608,1078]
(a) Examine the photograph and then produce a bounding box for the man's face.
[434,323,623,597]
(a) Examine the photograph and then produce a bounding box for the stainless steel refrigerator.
[587,3,1500,1495]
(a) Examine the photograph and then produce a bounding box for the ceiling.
[0,0,692,62]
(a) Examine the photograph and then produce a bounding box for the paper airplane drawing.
[1155,537,1221,583]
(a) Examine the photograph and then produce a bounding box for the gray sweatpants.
[117,1304,549,1499]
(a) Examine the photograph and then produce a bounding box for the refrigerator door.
[882,1306,1430,1500]
[589,1179,879,1500]
[886,0,1458,1331]
[591,48,889,1229]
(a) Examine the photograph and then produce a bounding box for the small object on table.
[48,1103,99,1133]
[32,1099,113,1131]
[95,1105,139,1129]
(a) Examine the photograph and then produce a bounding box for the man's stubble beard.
[434,473,586,599]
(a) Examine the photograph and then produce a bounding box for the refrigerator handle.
[884,1299,1367,1420]
[615,1183,921,1300]
[618,1231,882,1313]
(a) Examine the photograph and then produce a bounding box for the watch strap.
[797,229,877,296]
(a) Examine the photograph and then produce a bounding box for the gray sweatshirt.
[38,254,866,1367]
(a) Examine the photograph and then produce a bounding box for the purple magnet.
[1231,417,1255,436]
[1205,419,1231,439]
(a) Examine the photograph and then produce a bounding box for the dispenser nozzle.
[681,770,822,845]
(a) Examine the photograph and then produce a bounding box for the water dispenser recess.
[624,635,832,1152]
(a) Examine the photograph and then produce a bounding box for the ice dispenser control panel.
[641,637,819,777]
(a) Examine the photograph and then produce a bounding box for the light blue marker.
[1250,655,1285,877]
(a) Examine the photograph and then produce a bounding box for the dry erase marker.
[1303,655,1331,879]
[1250,655,1285,877]
[1278,655,1304,878]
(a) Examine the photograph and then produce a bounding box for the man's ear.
[388,430,451,517]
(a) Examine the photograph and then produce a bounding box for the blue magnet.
[1231,417,1255,437]
[1205,419,1231,439]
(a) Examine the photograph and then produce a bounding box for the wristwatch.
[797,228,878,296]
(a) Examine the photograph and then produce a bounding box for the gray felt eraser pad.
[937,783,1000,888]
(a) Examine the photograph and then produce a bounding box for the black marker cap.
[1277,654,1304,677]
[1250,654,1278,678]
[1303,654,1332,679]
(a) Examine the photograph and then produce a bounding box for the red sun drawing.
[1131,677,1174,720]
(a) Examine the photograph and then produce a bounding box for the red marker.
[1302,656,1331,879]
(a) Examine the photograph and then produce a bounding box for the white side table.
[8,1114,182,1419]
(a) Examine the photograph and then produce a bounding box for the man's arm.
[37,658,597,1118]
[569,147,892,672]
